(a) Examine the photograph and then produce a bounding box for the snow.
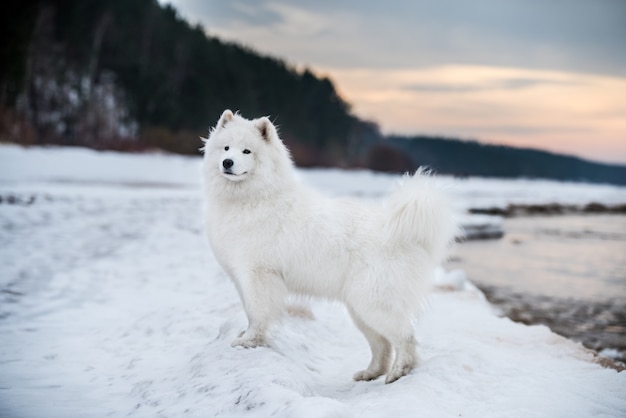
[1,145,625,417]
[296,167,626,209]
[0,144,198,188]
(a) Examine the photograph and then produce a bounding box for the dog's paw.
[384,364,414,384]
[231,333,266,348]
[353,369,385,382]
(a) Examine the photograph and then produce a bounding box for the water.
[450,214,626,300]
[447,214,626,364]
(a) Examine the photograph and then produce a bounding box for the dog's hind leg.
[231,270,287,348]
[352,304,419,384]
[348,306,392,381]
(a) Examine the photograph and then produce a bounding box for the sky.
[160,0,626,165]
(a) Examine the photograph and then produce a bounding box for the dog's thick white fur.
[203,110,458,383]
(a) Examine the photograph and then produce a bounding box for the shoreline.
[477,284,626,370]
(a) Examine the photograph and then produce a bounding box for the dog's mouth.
[221,169,248,178]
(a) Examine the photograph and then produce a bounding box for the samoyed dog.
[203,110,457,383]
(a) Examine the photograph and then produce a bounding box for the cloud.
[320,65,626,163]
[405,77,585,93]
[164,0,626,77]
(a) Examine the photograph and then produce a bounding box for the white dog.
[202,110,457,383]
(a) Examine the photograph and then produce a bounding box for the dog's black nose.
[222,159,234,169]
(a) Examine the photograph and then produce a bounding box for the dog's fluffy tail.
[383,168,459,263]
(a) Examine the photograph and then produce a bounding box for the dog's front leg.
[231,270,286,348]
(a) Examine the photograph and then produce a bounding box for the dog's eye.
[224,146,229,151]
[243,149,251,155]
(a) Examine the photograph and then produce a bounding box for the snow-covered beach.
[1,145,625,417]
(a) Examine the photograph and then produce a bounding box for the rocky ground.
[469,202,626,217]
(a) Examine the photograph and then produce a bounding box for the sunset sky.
[160,0,626,165]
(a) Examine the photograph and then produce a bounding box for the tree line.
[1,0,363,162]
[383,136,626,185]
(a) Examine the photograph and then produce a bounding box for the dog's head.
[202,110,283,183]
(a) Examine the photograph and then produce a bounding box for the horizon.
[159,0,626,165]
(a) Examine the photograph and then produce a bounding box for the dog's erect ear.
[217,109,234,129]
[255,117,276,142]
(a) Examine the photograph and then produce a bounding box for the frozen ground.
[1,145,625,417]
